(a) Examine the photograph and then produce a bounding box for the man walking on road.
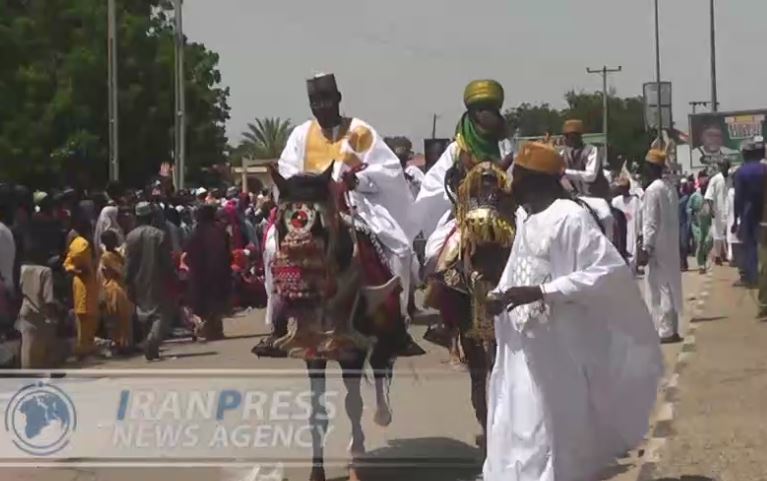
[732,138,766,297]
[640,149,684,343]
[125,201,175,360]
[705,160,731,265]
[483,141,662,481]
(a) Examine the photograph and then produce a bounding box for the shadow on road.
[597,462,632,480]
[163,351,219,359]
[354,437,482,481]
[652,477,715,481]
[690,316,726,323]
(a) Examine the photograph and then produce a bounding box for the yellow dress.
[64,236,100,354]
[100,250,134,349]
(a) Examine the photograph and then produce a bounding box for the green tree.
[504,91,651,170]
[0,0,230,188]
[504,103,563,137]
[383,136,413,154]
[239,117,293,160]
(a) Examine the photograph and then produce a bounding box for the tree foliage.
[383,136,413,154]
[239,117,293,161]
[504,91,652,169]
[0,0,230,188]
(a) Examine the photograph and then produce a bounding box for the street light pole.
[174,0,186,190]
[654,0,663,146]
[431,114,438,139]
[107,0,119,181]
[587,65,622,162]
[710,0,718,112]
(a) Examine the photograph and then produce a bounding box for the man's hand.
[486,286,543,316]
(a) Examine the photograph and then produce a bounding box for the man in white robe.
[639,149,684,343]
[483,142,663,481]
[260,73,421,353]
[612,176,643,271]
[413,80,513,275]
[704,160,731,264]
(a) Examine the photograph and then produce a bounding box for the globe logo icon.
[4,382,77,456]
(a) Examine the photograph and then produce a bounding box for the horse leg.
[306,359,328,481]
[370,345,395,427]
[460,333,489,452]
[339,351,367,481]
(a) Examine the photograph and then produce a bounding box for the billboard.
[689,109,767,171]
[643,82,673,131]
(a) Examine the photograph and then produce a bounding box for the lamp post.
[107,0,119,181]
[174,0,186,189]
[710,0,718,112]
[654,0,663,146]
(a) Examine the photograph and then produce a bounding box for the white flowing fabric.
[579,196,614,243]
[263,118,417,326]
[642,178,683,338]
[612,194,643,267]
[93,205,124,254]
[404,164,426,201]
[413,140,513,272]
[483,199,663,481]
[704,172,729,241]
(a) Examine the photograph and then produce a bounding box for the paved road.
[0,272,710,481]
[647,266,767,481]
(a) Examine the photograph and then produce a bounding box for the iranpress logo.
[4,382,77,456]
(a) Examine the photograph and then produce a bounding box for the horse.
[261,162,410,481]
[423,152,516,453]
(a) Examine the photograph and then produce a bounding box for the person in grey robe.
[124,202,175,360]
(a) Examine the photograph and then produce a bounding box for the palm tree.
[240,117,293,161]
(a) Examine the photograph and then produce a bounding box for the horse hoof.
[374,406,392,427]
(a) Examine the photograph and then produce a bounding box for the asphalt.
[643,266,767,481]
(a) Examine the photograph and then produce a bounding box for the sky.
[184,0,767,152]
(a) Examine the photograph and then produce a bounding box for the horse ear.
[267,162,289,196]
[321,161,335,183]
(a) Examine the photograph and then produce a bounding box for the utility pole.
[431,114,438,139]
[654,0,663,146]
[107,0,119,181]
[587,65,622,162]
[710,0,718,112]
[174,0,186,190]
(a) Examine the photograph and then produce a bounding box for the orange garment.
[64,236,100,354]
[100,250,134,349]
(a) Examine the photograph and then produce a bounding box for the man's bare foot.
[374,404,392,427]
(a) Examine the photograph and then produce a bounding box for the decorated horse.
[424,152,516,450]
[259,162,412,481]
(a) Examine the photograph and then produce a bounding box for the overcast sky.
[184,0,767,151]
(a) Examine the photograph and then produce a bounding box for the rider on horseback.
[257,73,423,357]
[413,79,513,283]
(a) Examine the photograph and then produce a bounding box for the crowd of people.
[0,180,275,366]
[1,70,766,481]
[676,137,766,296]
